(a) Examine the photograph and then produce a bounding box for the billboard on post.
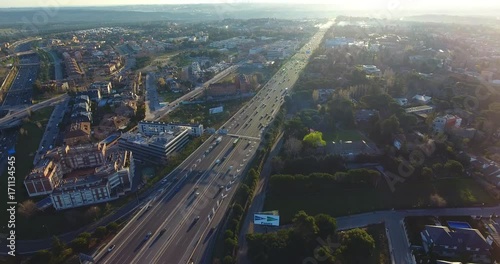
[209,106,224,114]
[254,211,280,226]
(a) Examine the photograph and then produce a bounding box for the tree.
[292,211,319,242]
[223,255,234,264]
[312,89,319,102]
[107,222,119,233]
[71,237,89,253]
[51,236,66,256]
[429,193,447,207]
[303,131,326,148]
[380,115,400,137]
[157,77,166,89]
[314,214,337,239]
[224,229,235,239]
[444,159,464,177]
[224,237,238,255]
[93,226,108,239]
[421,167,433,181]
[29,250,53,264]
[283,137,302,158]
[398,114,418,131]
[18,200,38,218]
[338,228,375,262]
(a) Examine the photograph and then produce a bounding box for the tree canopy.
[303,131,326,147]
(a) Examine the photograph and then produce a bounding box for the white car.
[108,244,116,252]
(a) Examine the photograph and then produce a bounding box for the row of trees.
[246,211,376,264]
[29,222,119,264]
[269,170,381,195]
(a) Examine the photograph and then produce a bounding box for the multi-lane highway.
[94,21,333,264]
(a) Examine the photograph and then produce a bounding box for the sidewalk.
[236,132,284,264]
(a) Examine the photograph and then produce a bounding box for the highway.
[94,21,333,264]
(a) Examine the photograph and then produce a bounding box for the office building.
[118,128,190,164]
[138,121,204,137]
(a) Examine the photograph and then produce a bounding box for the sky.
[1,0,499,10]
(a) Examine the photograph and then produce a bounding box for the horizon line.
[1,3,500,10]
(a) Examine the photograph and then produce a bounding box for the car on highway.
[161,178,168,184]
[144,232,152,240]
[108,244,116,252]
[195,192,200,197]
[215,159,221,164]
[194,216,200,223]
[159,228,166,236]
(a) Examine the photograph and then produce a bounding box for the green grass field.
[163,98,251,128]
[157,90,183,103]
[264,177,495,224]
[322,129,364,142]
[0,107,55,238]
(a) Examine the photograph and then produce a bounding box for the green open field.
[0,107,55,238]
[264,177,496,224]
[162,98,251,128]
[322,129,365,142]
[157,90,183,103]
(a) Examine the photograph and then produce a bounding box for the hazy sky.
[1,0,499,9]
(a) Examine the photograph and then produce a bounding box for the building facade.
[24,159,63,197]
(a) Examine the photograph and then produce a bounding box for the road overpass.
[0,94,69,129]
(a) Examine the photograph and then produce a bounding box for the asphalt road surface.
[2,64,38,107]
[94,21,333,264]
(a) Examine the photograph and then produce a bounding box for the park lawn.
[11,107,54,201]
[0,107,55,237]
[264,177,495,224]
[218,73,237,83]
[157,90,183,103]
[322,129,364,142]
[163,98,251,128]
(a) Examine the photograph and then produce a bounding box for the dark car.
[144,231,152,240]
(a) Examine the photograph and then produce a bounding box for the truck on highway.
[215,136,222,144]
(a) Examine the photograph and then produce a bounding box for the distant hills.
[0,4,498,28]
[402,14,500,26]
[0,4,339,27]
